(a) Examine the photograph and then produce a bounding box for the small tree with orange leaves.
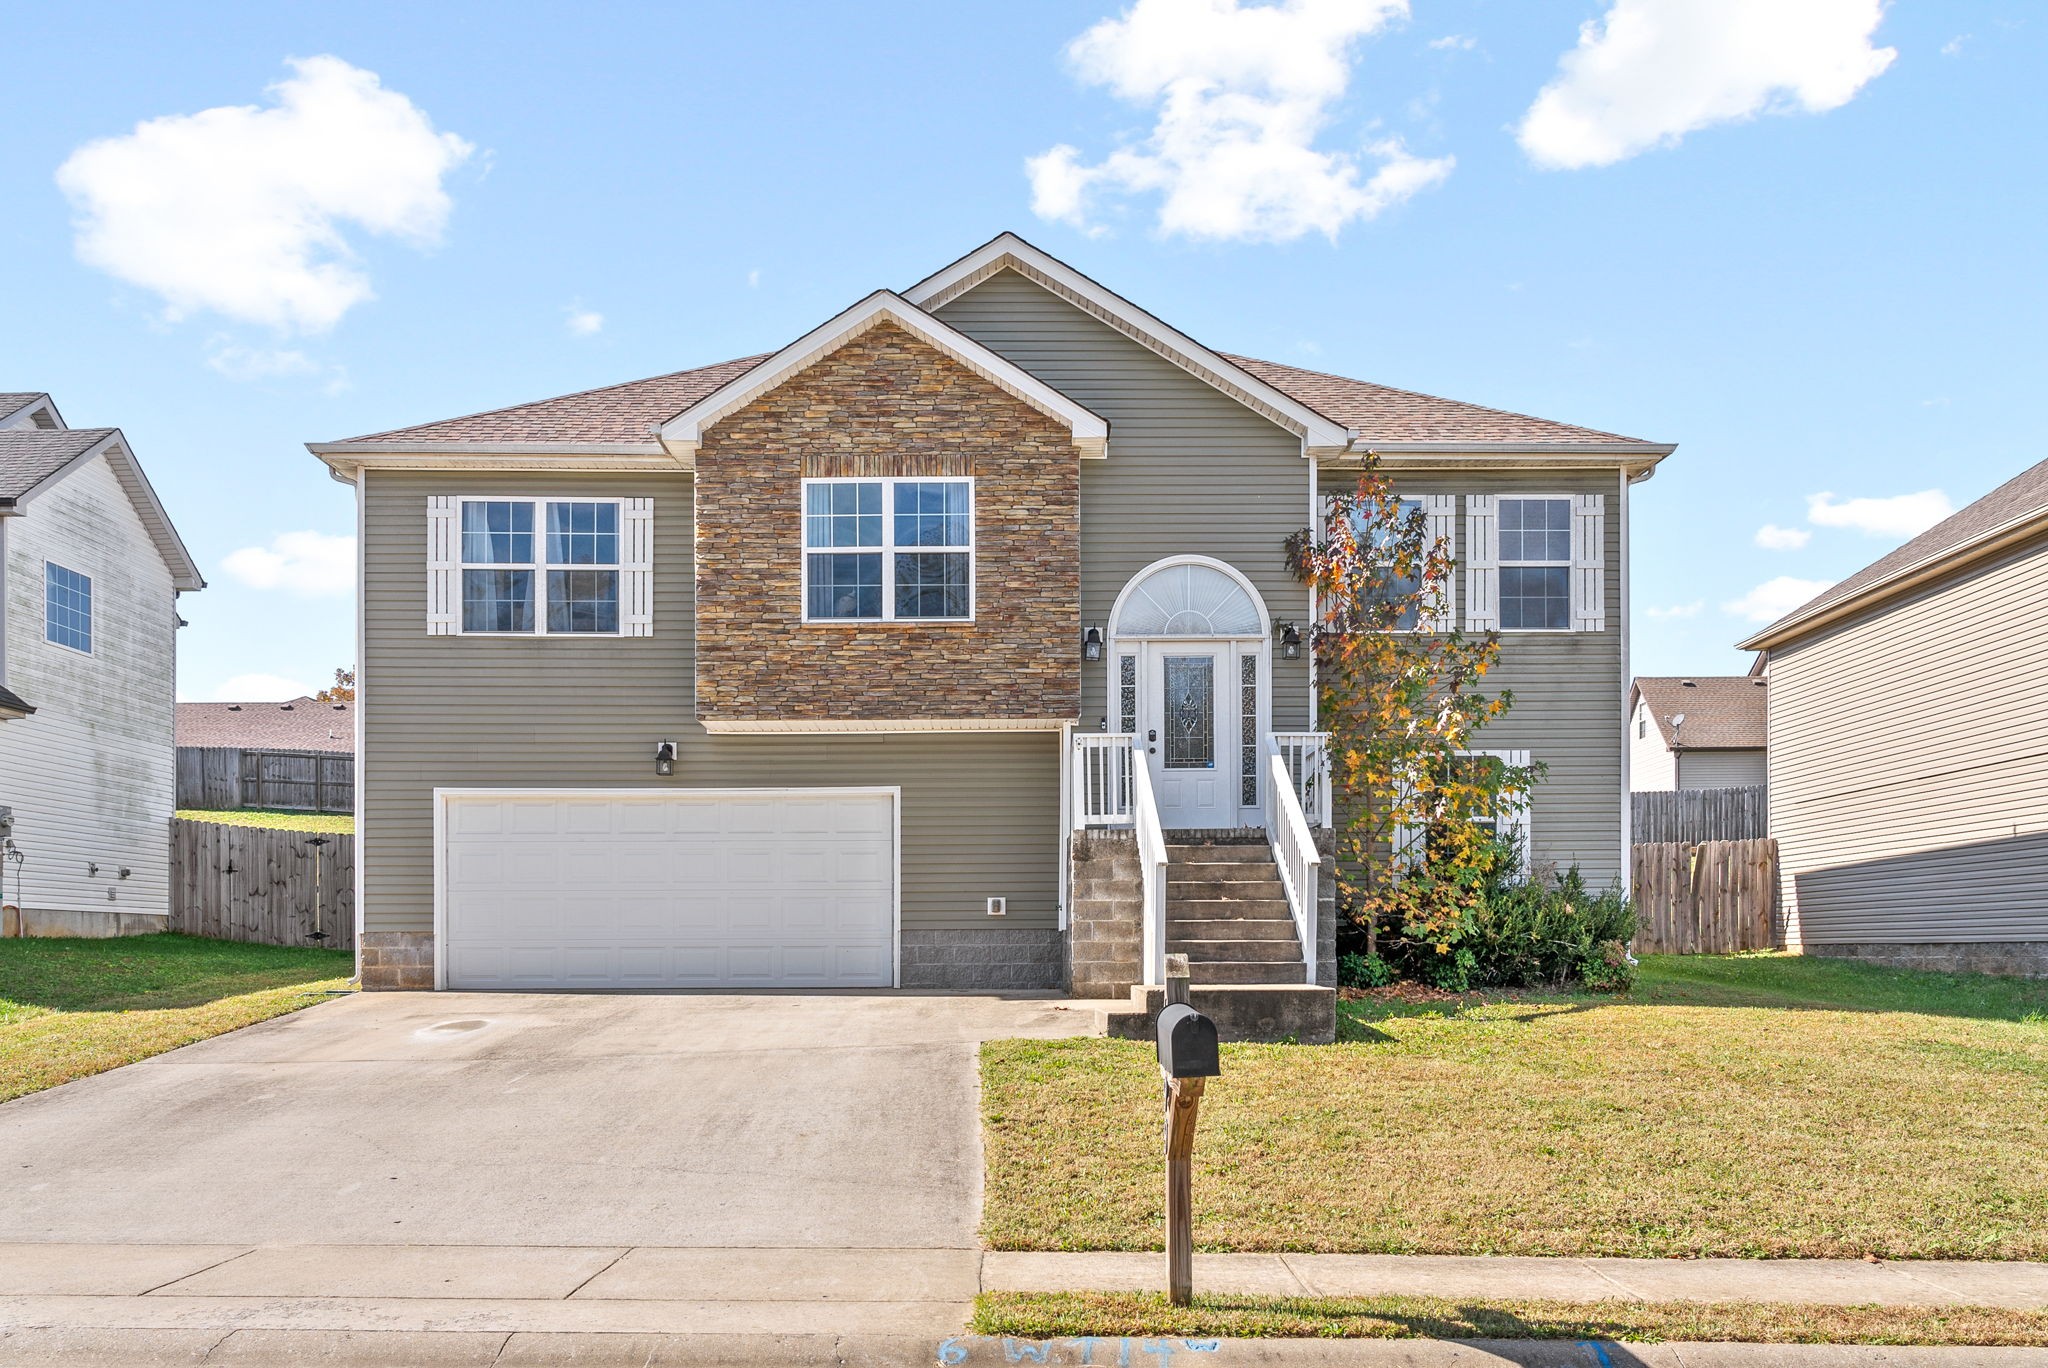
[1285,463,1540,980]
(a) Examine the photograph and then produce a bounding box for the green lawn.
[177,808,354,834]
[982,954,2048,1260]
[0,934,353,1101]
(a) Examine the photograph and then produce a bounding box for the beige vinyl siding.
[1679,749,1766,789]
[1769,532,2048,945]
[1629,697,1677,791]
[1319,467,1627,886]
[931,270,1312,733]
[360,469,1058,938]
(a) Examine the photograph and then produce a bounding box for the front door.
[1143,645,1236,829]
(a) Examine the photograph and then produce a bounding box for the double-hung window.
[803,478,973,622]
[1497,497,1572,631]
[1352,496,1426,631]
[45,562,92,653]
[459,498,621,634]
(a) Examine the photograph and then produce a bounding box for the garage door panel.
[441,792,895,990]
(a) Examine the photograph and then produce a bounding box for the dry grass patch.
[971,1291,2048,1346]
[177,808,354,834]
[0,934,352,1101]
[981,954,2048,1258]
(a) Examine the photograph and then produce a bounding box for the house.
[1628,674,1768,790]
[310,234,1672,994]
[0,392,204,935]
[1741,457,2048,978]
[177,697,355,753]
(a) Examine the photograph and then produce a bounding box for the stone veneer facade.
[693,320,1080,726]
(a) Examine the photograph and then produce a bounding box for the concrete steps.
[1162,836,1305,988]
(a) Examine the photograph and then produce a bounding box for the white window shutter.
[1421,494,1457,632]
[1572,493,1606,632]
[622,498,655,637]
[1465,494,1498,631]
[426,496,459,636]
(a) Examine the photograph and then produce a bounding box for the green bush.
[1338,951,1393,989]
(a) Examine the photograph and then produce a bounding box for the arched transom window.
[1112,561,1264,638]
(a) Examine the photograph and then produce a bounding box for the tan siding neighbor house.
[311,234,1672,996]
[1742,458,2048,976]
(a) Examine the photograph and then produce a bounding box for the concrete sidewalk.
[985,1251,2048,1308]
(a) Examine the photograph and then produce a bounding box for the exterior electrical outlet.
[986,897,1006,917]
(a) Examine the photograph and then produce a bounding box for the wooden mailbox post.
[1156,953,1220,1307]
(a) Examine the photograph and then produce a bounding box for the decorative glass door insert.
[1161,656,1216,769]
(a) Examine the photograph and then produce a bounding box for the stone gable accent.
[695,321,1080,724]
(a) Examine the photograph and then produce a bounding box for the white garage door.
[439,790,895,990]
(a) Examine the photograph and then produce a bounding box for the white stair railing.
[1270,731,1331,829]
[1264,743,1322,987]
[1129,744,1170,987]
[1072,733,1137,829]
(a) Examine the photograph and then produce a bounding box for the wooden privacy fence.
[170,820,354,950]
[177,747,355,814]
[1631,838,1777,954]
[1631,784,1767,844]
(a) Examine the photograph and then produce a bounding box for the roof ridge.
[1222,352,1643,444]
[346,353,775,443]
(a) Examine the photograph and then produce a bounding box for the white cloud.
[565,307,604,336]
[1941,34,1969,57]
[211,673,318,702]
[1027,0,1452,243]
[1428,34,1476,51]
[221,530,356,596]
[1754,523,1812,551]
[747,269,762,288]
[205,342,319,381]
[1806,489,1952,538]
[1516,0,1897,170]
[1645,600,1704,619]
[56,55,473,332]
[1723,575,1834,623]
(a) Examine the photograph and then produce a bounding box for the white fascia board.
[0,393,59,431]
[309,444,684,486]
[701,716,1072,735]
[903,233,1353,452]
[12,430,204,591]
[1330,442,1678,459]
[659,290,1108,459]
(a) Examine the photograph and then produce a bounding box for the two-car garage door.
[439,790,895,990]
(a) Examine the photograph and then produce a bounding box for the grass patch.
[0,933,352,1101]
[971,1291,2048,1346]
[177,808,354,834]
[982,953,2048,1259]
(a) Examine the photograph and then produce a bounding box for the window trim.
[799,476,977,625]
[1494,492,1576,635]
[454,496,626,637]
[44,560,94,656]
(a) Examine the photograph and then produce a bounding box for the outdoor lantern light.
[1278,622,1302,660]
[654,740,677,776]
[1082,625,1104,661]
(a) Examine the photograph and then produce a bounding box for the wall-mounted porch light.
[654,740,677,776]
[1277,622,1302,660]
[1082,625,1103,662]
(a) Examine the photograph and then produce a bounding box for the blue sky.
[2,1,2041,699]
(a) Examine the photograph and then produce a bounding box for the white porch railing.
[1265,745,1322,987]
[1073,732,1137,828]
[1271,731,1331,829]
[1130,745,1170,987]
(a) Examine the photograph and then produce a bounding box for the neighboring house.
[177,697,355,753]
[1628,674,1768,790]
[311,233,1672,993]
[1742,457,2048,977]
[0,392,204,934]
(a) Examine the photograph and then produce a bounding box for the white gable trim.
[902,233,1355,453]
[658,289,1108,460]
[6,431,203,592]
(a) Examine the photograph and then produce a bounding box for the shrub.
[1338,951,1393,989]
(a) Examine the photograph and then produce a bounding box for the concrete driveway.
[0,990,1098,1249]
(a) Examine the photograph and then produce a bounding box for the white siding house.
[1628,675,1768,792]
[0,393,203,935]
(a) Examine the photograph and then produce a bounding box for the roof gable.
[658,290,1107,459]
[0,426,203,591]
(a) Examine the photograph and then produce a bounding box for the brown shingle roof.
[1631,676,1768,751]
[1223,355,1653,446]
[0,428,111,500]
[177,698,354,753]
[334,349,1658,452]
[344,355,773,446]
[1748,456,2048,645]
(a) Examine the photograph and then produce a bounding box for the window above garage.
[802,478,974,623]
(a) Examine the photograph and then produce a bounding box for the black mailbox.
[1156,1003,1221,1079]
